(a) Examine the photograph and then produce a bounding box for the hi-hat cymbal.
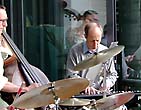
[74,45,124,71]
[95,92,135,110]
[59,98,90,106]
[11,78,89,109]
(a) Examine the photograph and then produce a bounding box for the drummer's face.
[0,9,8,34]
[86,26,102,50]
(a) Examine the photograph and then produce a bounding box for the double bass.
[1,30,50,110]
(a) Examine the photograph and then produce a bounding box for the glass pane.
[23,0,107,81]
[23,0,64,81]
[118,0,141,90]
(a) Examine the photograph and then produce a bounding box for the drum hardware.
[59,98,91,106]
[69,92,135,110]
[102,62,109,98]
[82,99,97,110]
[94,92,135,110]
[48,82,61,110]
[13,82,26,101]
[102,55,115,98]
[59,98,93,110]
[10,78,89,109]
[57,92,134,110]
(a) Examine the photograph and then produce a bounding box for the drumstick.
[14,81,25,100]
[8,105,15,110]
[8,82,26,110]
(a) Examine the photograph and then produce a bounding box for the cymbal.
[95,92,135,110]
[0,107,8,110]
[11,78,89,109]
[59,98,90,106]
[74,45,124,71]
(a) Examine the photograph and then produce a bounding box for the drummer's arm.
[100,59,118,90]
[66,49,81,78]
[1,81,39,93]
[1,81,25,92]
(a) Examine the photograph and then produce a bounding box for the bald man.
[66,22,118,95]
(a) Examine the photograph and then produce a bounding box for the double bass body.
[4,55,25,86]
[1,30,50,110]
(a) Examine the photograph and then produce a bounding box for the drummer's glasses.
[0,18,8,23]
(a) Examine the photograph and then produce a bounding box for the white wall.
[70,0,106,27]
[64,0,107,48]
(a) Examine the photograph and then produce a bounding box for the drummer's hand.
[23,83,39,92]
[85,86,100,95]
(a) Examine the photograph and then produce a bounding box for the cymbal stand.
[103,59,112,98]
[81,99,98,110]
[103,64,107,98]
[48,82,61,110]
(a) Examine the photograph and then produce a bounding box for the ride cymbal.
[59,98,90,106]
[11,78,89,109]
[95,92,135,110]
[74,45,124,71]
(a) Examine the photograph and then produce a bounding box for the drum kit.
[4,46,135,110]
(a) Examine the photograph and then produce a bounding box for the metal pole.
[21,0,25,54]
